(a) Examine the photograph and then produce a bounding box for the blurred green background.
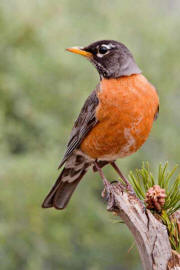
[0,0,180,269]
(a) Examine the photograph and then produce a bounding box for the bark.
[102,181,180,270]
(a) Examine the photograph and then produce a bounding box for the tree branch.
[102,181,179,270]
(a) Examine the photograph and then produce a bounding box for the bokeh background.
[0,0,180,269]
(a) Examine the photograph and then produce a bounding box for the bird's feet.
[95,161,145,211]
[110,161,135,194]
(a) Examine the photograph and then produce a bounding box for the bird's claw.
[102,180,124,211]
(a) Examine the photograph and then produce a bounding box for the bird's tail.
[42,153,90,210]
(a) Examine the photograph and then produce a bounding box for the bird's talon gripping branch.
[102,185,116,211]
[101,187,111,202]
[94,161,114,203]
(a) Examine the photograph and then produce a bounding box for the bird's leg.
[94,161,112,199]
[95,161,127,211]
[94,161,109,188]
[111,161,146,211]
[110,161,134,193]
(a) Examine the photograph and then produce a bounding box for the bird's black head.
[66,40,141,79]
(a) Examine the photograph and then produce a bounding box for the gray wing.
[58,86,99,169]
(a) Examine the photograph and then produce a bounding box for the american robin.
[42,40,159,210]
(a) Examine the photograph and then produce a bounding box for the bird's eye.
[98,46,108,55]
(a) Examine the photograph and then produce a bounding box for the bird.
[42,40,159,210]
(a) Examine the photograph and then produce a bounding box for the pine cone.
[145,185,166,212]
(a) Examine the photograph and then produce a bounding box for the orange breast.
[80,74,159,160]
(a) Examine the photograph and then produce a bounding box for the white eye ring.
[96,44,115,58]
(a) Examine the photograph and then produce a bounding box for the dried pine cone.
[145,185,166,212]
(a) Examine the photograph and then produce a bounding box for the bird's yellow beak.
[66,47,93,58]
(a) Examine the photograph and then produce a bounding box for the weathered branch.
[102,181,180,270]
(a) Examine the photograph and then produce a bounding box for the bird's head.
[66,40,141,79]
